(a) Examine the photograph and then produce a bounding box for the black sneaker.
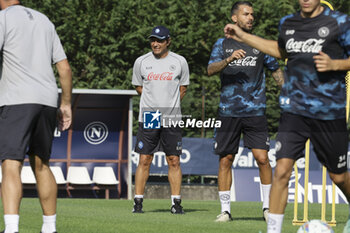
[132,197,144,213]
[170,198,184,214]
[1,231,19,233]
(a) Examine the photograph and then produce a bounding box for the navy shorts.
[0,104,57,161]
[214,116,270,156]
[134,123,182,156]
[275,112,348,174]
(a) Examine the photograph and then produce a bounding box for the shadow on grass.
[148,208,209,213]
[233,217,265,221]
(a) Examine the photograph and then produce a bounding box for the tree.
[21,0,350,137]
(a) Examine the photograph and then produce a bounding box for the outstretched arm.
[224,24,287,60]
[207,49,246,76]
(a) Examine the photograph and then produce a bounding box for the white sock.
[134,195,144,199]
[171,195,181,205]
[267,213,284,233]
[41,214,56,233]
[219,191,231,213]
[4,214,19,233]
[261,184,271,209]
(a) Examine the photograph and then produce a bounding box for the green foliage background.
[21,0,350,138]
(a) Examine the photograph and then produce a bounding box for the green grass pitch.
[0,198,348,233]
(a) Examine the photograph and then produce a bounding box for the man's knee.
[252,150,270,166]
[256,156,270,166]
[219,154,234,170]
[2,159,23,175]
[167,156,180,168]
[273,159,294,183]
[328,172,348,186]
[138,155,153,167]
[29,155,49,173]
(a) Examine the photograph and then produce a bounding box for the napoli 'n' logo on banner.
[84,121,109,145]
[143,110,161,129]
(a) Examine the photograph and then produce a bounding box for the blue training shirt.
[209,38,279,117]
[278,7,350,120]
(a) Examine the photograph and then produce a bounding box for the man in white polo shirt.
[0,1,72,233]
[132,26,190,214]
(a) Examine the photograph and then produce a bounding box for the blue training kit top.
[278,7,350,120]
[209,38,279,117]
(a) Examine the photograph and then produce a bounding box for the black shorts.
[213,116,270,156]
[275,112,349,174]
[134,123,182,156]
[0,104,57,161]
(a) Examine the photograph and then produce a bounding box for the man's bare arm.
[271,68,284,88]
[135,86,142,95]
[180,86,187,100]
[314,52,350,72]
[56,59,72,131]
[224,24,287,60]
[207,49,246,76]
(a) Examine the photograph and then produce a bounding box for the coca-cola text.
[286,38,325,53]
[229,56,257,67]
[147,72,174,81]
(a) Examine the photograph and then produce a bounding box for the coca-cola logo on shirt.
[147,72,174,81]
[229,56,257,67]
[285,38,325,53]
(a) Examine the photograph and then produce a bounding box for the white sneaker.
[263,208,269,223]
[215,211,233,222]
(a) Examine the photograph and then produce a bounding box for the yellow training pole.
[321,166,327,222]
[303,139,310,223]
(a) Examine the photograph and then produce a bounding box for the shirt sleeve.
[180,56,190,86]
[277,19,285,51]
[208,38,224,65]
[337,13,350,57]
[0,12,6,49]
[52,26,67,64]
[132,57,143,86]
[264,54,279,71]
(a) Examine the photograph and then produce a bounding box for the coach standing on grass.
[207,1,284,223]
[224,0,350,232]
[132,26,189,214]
[0,0,72,233]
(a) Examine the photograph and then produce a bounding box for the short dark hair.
[231,1,253,16]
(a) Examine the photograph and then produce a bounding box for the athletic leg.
[252,148,272,219]
[214,117,240,221]
[166,155,184,214]
[166,155,182,195]
[1,160,22,233]
[218,154,235,215]
[134,154,154,195]
[267,158,295,233]
[29,155,57,233]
